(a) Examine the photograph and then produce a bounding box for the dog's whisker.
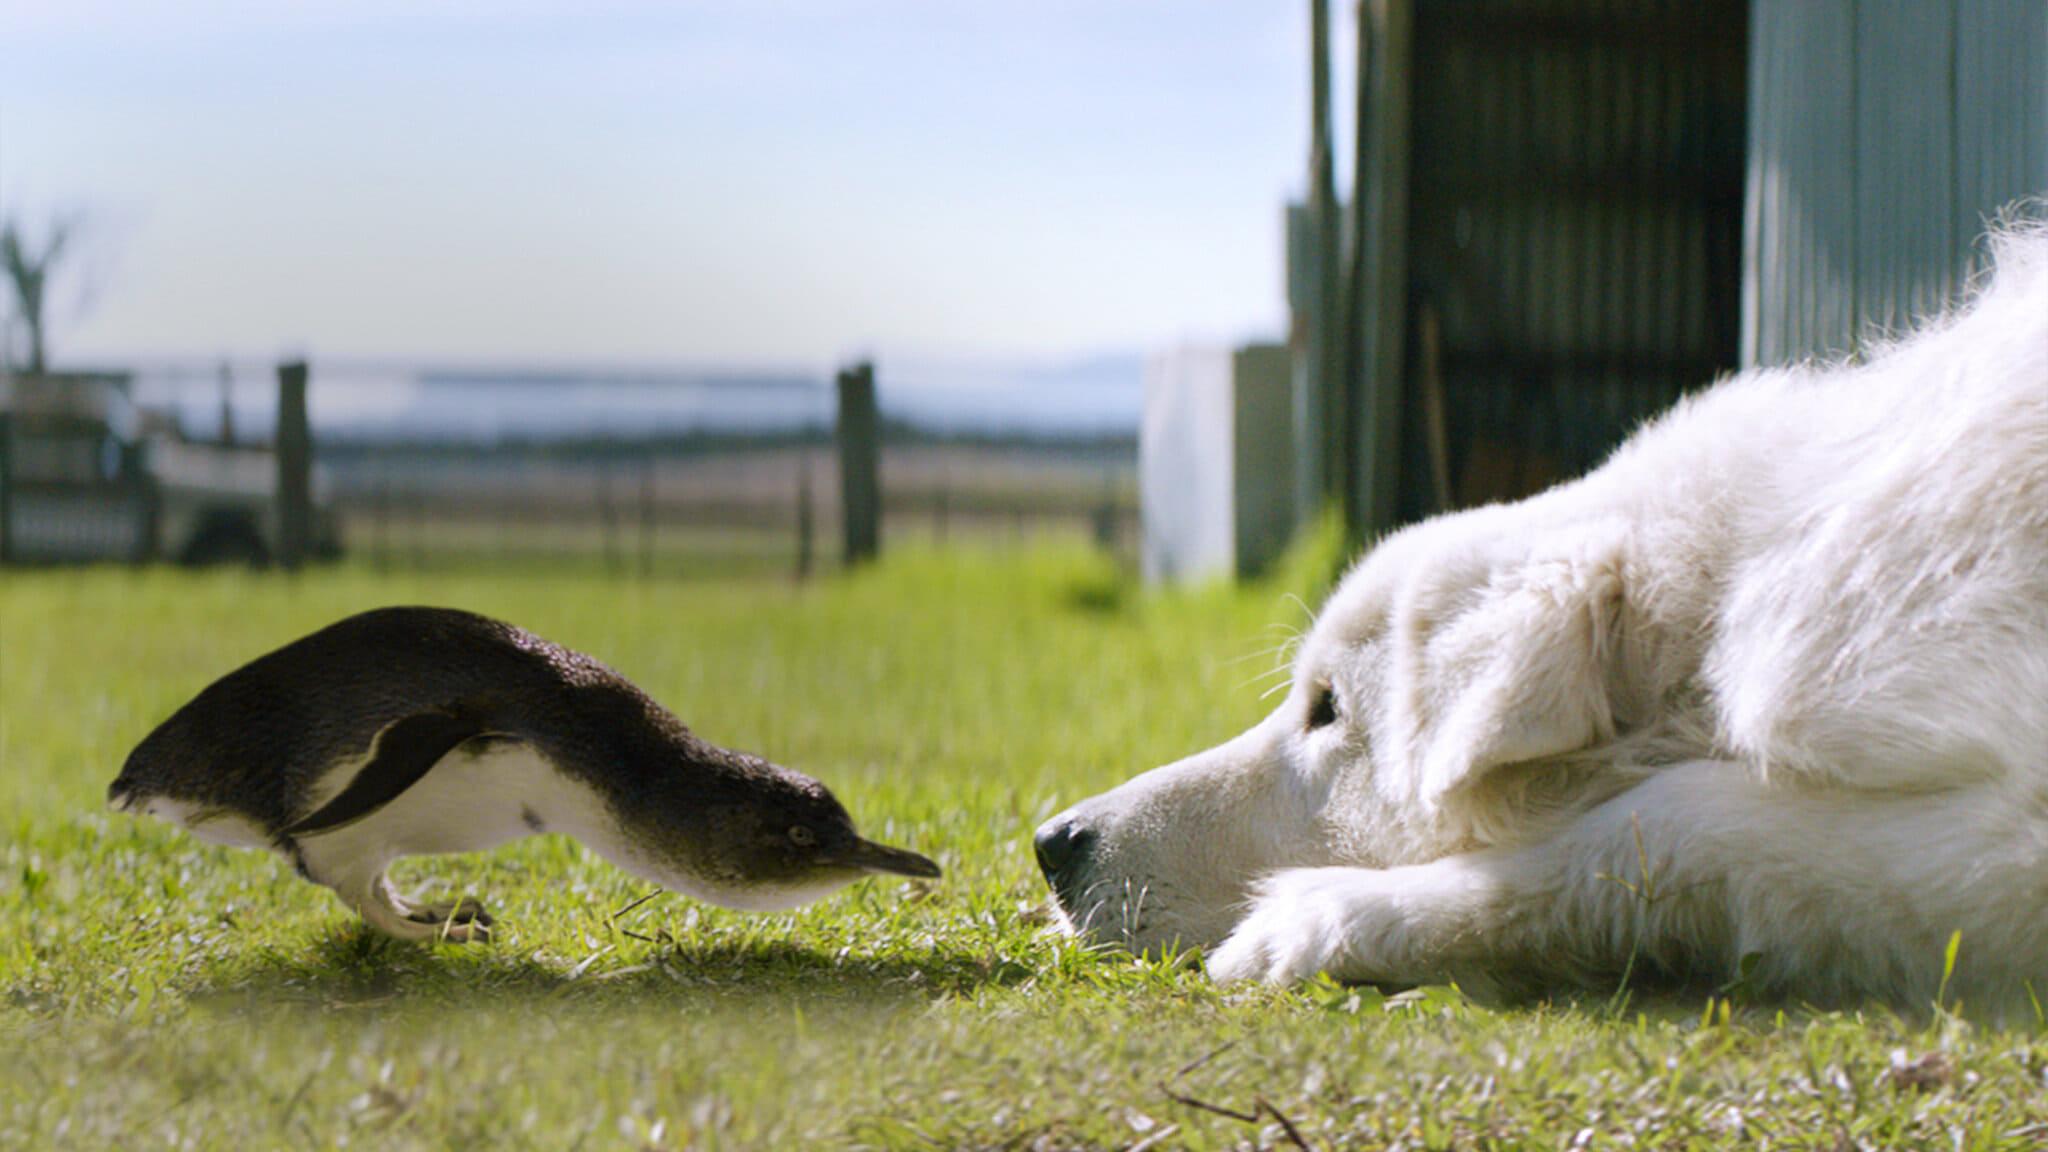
[1066,877,1122,933]
[1075,896,1113,941]
[1280,592,1318,630]
[1223,643,1298,670]
[1124,881,1153,946]
[1230,667,1292,690]
[1235,666,1299,694]
[1260,622,1305,644]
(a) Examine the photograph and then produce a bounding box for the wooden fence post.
[836,361,881,566]
[0,410,14,566]
[1091,464,1119,552]
[598,460,620,575]
[373,459,390,574]
[638,455,655,579]
[276,360,312,571]
[412,479,426,570]
[795,450,815,581]
[124,438,158,565]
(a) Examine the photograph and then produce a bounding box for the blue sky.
[1,1,1357,373]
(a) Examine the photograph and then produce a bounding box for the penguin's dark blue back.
[111,607,652,831]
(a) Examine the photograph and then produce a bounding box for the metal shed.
[1744,0,2048,366]
[1333,0,2048,538]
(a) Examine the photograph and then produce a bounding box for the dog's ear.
[1404,536,1624,811]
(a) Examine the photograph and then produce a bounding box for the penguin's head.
[623,752,942,913]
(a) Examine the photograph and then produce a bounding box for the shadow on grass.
[181,923,1037,1014]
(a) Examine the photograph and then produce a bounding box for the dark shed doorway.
[1394,0,1749,521]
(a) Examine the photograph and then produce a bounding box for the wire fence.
[1,371,1140,577]
[324,438,1137,580]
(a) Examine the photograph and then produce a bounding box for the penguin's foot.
[403,897,494,931]
[382,886,493,943]
[322,866,494,944]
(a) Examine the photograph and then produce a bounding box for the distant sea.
[127,354,1144,442]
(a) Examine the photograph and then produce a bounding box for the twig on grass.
[1258,1097,1315,1152]
[1158,1088,1315,1150]
[609,889,667,923]
[1170,1041,1237,1080]
[1158,1040,1316,1150]
[1158,1084,1259,1124]
[609,889,677,948]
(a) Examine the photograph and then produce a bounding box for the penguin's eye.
[1307,683,1339,731]
[787,825,816,847]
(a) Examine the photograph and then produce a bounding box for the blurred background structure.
[1280,0,2045,560]
[0,363,1136,575]
[1,1,2043,581]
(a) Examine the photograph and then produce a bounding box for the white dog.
[1038,226,2048,1006]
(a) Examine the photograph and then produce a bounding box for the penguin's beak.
[840,837,943,880]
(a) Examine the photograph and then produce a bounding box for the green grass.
[4,540,2047,1149]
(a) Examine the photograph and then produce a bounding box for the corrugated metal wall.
[1402,0,1749,516]
[1743,0,2048,367]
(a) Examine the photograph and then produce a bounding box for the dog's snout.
[1033,814,1097,898]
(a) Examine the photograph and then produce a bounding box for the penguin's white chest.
[138,796,272,850]
[303,740,615,859]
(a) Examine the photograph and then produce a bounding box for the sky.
[0,1,1360,376]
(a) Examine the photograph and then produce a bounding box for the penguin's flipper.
[284,710,490,837]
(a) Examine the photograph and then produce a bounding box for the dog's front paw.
[1206,868,1369,985]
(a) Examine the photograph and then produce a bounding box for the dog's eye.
[788,825,816,847]
[1307,684,1339,731]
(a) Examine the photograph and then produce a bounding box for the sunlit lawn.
[3,540,2043,1149]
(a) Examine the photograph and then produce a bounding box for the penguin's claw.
[438,920,491,944]
[406,898,494,933]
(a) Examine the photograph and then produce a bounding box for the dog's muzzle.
[1033,811,1097,911]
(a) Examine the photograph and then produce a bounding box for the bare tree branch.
[1,211,85,375]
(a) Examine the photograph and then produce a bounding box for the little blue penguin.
[109,606,941,942]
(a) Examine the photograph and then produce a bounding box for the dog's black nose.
[1033,814,1097,899]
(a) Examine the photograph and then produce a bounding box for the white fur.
[1054,226,2048,1006]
